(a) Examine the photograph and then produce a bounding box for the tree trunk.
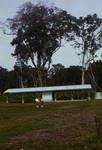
[37,68,43,86]
[81,67,85,84]
[81,51,85,84]
[37,53,43,87]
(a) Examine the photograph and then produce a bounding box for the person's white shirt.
[35,98,39,102]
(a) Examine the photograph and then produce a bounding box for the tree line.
[0,1,102,88]
[0,60,102,92]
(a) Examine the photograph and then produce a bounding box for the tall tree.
[0,66,8,92]
[48,64,82,86]
[87,60,102,91]
[7,2,75,86]
[71,14,102,84]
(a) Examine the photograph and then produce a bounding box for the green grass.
[0,100,102,149]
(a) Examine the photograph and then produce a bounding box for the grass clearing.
[0,100,102,149]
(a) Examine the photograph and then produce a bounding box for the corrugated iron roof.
[4,84,92,94]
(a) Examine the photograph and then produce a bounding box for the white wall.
[95,92,102,99]
[42,92,53,102]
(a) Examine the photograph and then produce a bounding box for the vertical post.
[88,92,91,100]
[54,93,56,102]
[6,95,9,104]
[71,92,73,101]
[21,94,24,104]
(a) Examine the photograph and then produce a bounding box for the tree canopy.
[2,2,102,88]
[71,14,102,84]
[7,2,76,86]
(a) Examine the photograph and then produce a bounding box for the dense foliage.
[8,2,76,86]
[0,61,102,92]
[71,14,102,84]
[0,2,102,89]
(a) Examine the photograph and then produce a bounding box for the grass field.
[0,100,102,150]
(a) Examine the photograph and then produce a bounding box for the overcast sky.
[0,0,102,70]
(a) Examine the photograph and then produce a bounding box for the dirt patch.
[1,105,102,148]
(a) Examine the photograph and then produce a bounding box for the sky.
[0,0,102,70]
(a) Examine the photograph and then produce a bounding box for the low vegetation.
[0,100,102,150]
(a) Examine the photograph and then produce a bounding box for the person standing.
[35,98,40,108]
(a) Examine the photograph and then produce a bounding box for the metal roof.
[4,84,92,94]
